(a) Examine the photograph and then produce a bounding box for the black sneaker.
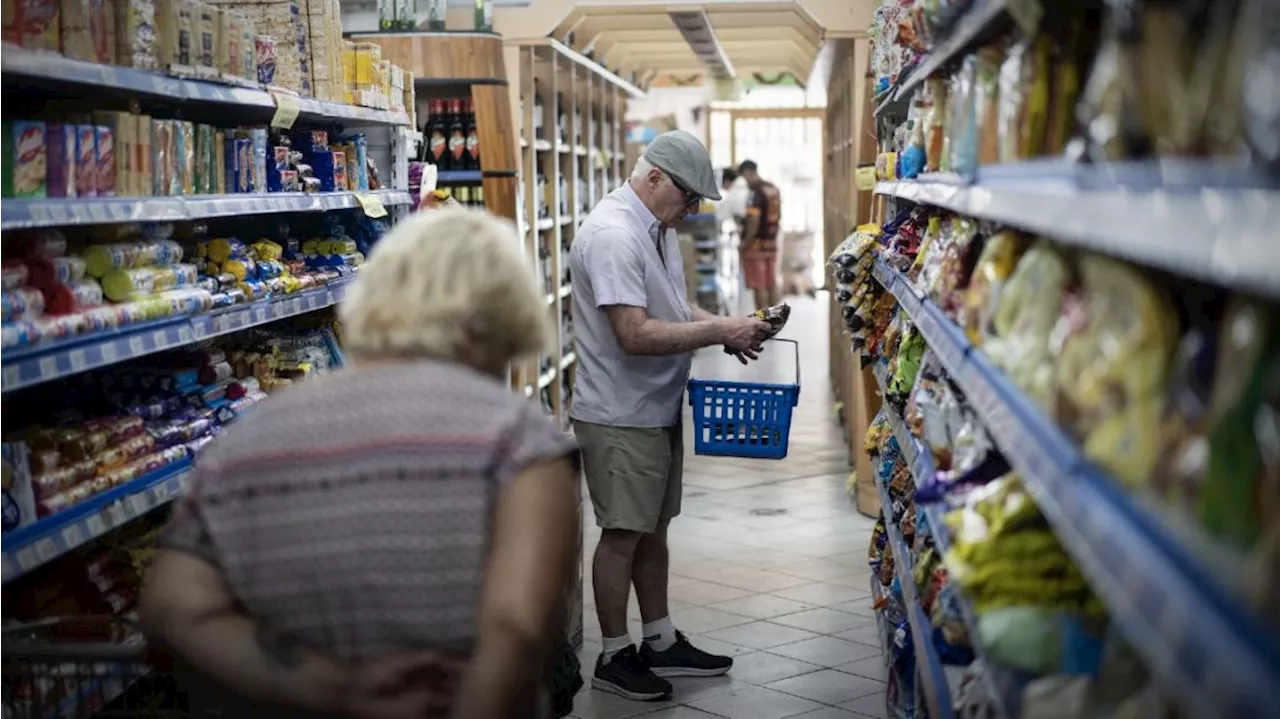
[639,632,734,677]
[592,646,673,701]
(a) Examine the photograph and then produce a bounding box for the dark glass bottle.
[447,98,468,171]
[425,99,448,168]
[464,98,480,171]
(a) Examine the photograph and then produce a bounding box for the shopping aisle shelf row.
[559,352,577,371]
[872,259,1280,719]
[874,166,1280,299]
[3,277,354,393]
[876,476,954,719]
[882,0,1010,107]
[2,461,194,583]
[2,49,411,127]
[2,190,413,230]
[872,362,1026,719]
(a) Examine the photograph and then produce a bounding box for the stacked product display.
[2,318,344,715]
[839,1,1280,718]
[3,114,384,201]
[2,0,415,118]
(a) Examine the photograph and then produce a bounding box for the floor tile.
[769,636,879,667]
[721,651,824,685]
[771,608,877,634]
[704,621,821,650]
[772,582,871,607]
[670,606,756,634]
[669,580,756,606]
[687,685,825,719]
[788,709,859,718]
[831,624,882,648]
[629,707,726,719]
[572,688,674,719]
[832,655,887,681]
[765,669,885,705]
[709,594,814,620]
[838,693,889,718]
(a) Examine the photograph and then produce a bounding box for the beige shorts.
[572,421,683,534]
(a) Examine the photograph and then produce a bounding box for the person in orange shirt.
[738,160,782,310]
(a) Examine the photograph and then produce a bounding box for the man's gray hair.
[630,156,659,181]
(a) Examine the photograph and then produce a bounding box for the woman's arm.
[140,551,461,719]
[450,456,580,719]
[140,550,354,713]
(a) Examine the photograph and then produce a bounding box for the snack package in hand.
[724,302,791,354]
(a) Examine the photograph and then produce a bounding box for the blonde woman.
[140,209,581,719]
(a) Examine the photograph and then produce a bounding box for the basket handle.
[771,337,800,388]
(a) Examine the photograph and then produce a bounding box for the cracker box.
[3,0,60,51]
[94,124,116,197]
[45,123,76,198]
[13,120,49,199]
[115,0,158,69]
[255,33,276,84]
[60,0,114,63]
[94,112,132,196]
[196,1,216,72]
[134,114,153,196]
[155,0,195,69]
[73,124,96,198]
[239,15,255,82]
[152,118,174,196]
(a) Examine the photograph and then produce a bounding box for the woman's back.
[163,359,571,663]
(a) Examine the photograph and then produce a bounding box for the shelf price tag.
[855,166,877,191]
[353,193,388,218]
[270,90,302,129]
[1005,0,1043,36]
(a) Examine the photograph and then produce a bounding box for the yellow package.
[963,229,1030,347]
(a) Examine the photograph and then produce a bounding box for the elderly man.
[569,131,772,702]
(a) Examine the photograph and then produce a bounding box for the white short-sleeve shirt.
[568,184,693,428]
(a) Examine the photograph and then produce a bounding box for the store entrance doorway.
[709,108,826,296]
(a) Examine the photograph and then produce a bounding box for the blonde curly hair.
[339,209,552,370]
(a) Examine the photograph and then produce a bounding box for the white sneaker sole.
[591,676,671,701]
[648,665,732,678]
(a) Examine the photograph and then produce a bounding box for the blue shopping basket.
[688,338,801,460]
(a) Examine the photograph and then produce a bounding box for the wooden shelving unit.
[509,38,644,430]
[823,36,881,518]
[353,31,521,222]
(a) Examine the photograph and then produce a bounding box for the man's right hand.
[720,316,773,352]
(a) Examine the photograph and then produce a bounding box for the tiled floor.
[572,295,887,719]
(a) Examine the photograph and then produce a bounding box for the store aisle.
[574,295,887,719]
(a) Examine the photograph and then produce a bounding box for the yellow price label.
[855,166,878,191]
[270,91,301,129]
[353,192,388,218]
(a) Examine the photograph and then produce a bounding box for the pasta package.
[113,0,158,69]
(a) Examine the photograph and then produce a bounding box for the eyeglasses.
[668,175,701,206]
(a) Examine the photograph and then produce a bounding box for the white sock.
[601,634,632,663]
[642,616,678,652]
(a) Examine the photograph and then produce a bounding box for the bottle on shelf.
[533,85,545,139]
[474,0,493,31]
[556,92,567,144]
[425,0,446,30]
[464,98,480,171]
[558,174,568,216]
[472,184,485,210]
[424,99,448,168]
[447,98,468,171]
[536,172,549,217]
[379,0,394,30]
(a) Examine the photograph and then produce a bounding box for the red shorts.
[743,251,778,290]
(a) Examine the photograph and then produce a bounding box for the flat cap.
[643,130,722,201]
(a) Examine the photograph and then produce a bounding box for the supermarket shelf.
[2,460,193,583]
[695,240,718,251]
[574,145,589,156]
[533,139,554,152]
[558,283,572,300]
[872,362,1024,719]
[683,213,717,223]
[558,215,574,226]
[877,477,954,719]
[435,171,483,183]
[2,49,411,127]
[873,259,1280,719]
[2,278,353,393]
[873,165,1280,299]
[695,262,718,273]
[1,190,412,230]
[545,292,556,306]
[892,0,1009,102]
[536,217,556,231]
[559,351,576,371]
